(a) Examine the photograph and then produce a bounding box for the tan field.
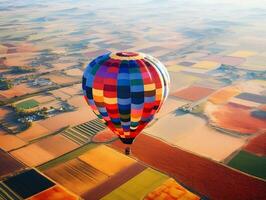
[10,134,79,166]
[50,90,71,101]
[52,62,77,70]
[65,68,83,77]
[0,83,38,99]
[38,108,96,133]
[40,100,62,110]
[36,134,80,157]
[4,52,37,66]
[0,44,8,54]
[10,144,54,166]
[17,122,50,142]
[58,86,81,96]
[33,95,56,104]
[67,95,88,108]
[43,74,79,85]
[145,112,246,161]
[154,98,187,119]
[238,80,266,95]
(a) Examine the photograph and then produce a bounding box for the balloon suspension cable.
[125,146,131,155]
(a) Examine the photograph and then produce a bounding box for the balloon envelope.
[82,52,170,144]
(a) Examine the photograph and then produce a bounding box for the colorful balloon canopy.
[82,52,170,144]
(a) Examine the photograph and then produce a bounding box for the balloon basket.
[125,146,131,155]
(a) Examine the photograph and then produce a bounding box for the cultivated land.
[29,185,78,200]
[10,134,79,167]
[0,150,25,179]
[227,150,266,179]
[101,168,169,200]
[111,134,266,200]
[244,133,266,156]
[0,0,266,199]
[15,99,39,110]
[43,158,108,195]
[145,112,246,161]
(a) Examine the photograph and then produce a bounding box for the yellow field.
[229,50,257,58]
[192,61,220,70]
[101,168,169,200]
[208,86,241,104]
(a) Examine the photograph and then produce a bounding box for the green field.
[15,99,39,110]
[228,150,266,179]
[101,168,169,200]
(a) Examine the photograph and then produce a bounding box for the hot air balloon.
[82,52,170,154]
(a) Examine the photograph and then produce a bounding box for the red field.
[244,133,266,156]
[172,86,215,101]
[110,134,266,200]
[209,103,266,134]
[92,129,118,143]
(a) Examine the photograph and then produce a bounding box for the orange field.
[29,185,78,200]
[0,133,27,152]
[17,123,50,142]
[0,107,10,118]
[0,83,38,99]
[43,159,108,195]
[207,103,266,134]
[144,178,200,200]
[208,86,241,104]
[92,129,118,143]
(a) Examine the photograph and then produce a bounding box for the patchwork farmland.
[61,118,106,145]
[0,0,266,199]
[227,151,266,179]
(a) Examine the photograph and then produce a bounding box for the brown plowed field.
[0,150,25,179]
